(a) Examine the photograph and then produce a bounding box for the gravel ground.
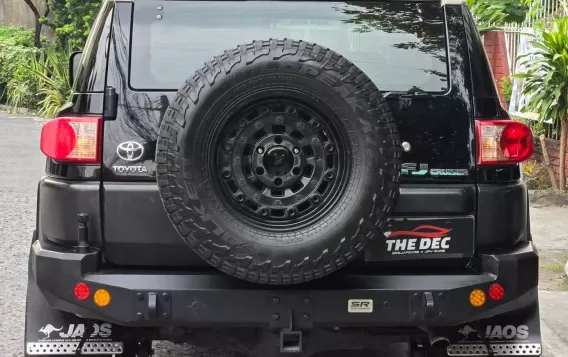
[0,115,567,356]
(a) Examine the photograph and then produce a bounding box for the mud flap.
[446,302,542,356]
[25,276,129,355]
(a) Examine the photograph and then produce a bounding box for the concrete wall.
[0,0,53,37]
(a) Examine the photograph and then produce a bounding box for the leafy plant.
[466,0,537,33]
[7,46,72,118]
[515,17,568,191]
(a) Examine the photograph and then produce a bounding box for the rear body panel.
[40,1,526,268]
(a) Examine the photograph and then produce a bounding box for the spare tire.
[157,39,400,285]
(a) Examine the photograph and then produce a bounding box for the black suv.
[26,0,541,356]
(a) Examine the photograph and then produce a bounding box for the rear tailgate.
[100,1,477,266]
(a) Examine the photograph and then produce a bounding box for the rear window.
[130,1,450,93]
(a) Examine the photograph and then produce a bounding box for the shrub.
[0,26,37,104]
[523,160,551,190]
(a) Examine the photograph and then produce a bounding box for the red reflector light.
[73,283,91,301]
[476,120,534,166]
[489,283,505,301]
[40,117,102,163]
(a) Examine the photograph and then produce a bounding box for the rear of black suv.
[26,1,541,356]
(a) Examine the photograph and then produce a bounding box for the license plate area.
[365,216,475,261]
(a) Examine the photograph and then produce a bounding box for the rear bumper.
[32,239,538,328]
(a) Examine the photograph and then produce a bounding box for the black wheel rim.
[215,99,350,229]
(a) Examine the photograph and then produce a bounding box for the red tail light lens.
[488,283,505,301]
[40,117,102,163]
[476,120,534,165]
[73,282,91,301]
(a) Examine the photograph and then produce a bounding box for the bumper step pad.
[26,342,124,356]
[447,302,542,356]
[447,343,542,356]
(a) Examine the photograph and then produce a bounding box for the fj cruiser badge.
[402,163,468,177]
[348,299,373,313]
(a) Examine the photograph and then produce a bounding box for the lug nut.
[257,147,264,154]
[255,121,263,128]
[275,200,282,206]
[276,116,284,123]
[297,122,304,129]
[223,170,231,178]
[312,138,319,144]
[254,194,261,200]
[293,147,300,154]
[325,143,335,152]
[273,297,280,304]
[325,172,335,180]
[236,194,245,202]
[287,208,297,218]
[274,178,283,186]
[273,314,280,320]
[239,119,246,127]
[224,143,232,151]
[303,314,311,320]
[260,208,269,216]
[234,157,241,164]
[311,195,321,204]
[260,107,269,114]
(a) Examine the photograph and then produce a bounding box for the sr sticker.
[348,299,373,313]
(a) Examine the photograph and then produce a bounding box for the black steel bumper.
[31,239,539,329]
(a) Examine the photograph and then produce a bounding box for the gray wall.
[0,0,53,37]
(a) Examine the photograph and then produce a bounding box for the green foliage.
[42,0,102,49]
[7,46,72,117]
[0,26,38,104]
[467,0,536,33]
[501,76,513,102]
[515,17,568,127]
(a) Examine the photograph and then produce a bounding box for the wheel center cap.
[264,146,293,176]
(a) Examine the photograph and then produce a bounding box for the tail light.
[476,120,534,166]
[40,117,102,163]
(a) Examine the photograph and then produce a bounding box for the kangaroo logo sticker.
[39,324,63,339]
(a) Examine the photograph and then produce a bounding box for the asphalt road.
[0,114,567,357]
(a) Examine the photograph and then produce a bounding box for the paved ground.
[0,114,567,356]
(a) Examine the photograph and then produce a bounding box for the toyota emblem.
[117,141,144,162]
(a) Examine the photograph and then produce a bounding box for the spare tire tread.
[157,39,400,284]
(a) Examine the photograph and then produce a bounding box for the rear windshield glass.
[130,1,450,93]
